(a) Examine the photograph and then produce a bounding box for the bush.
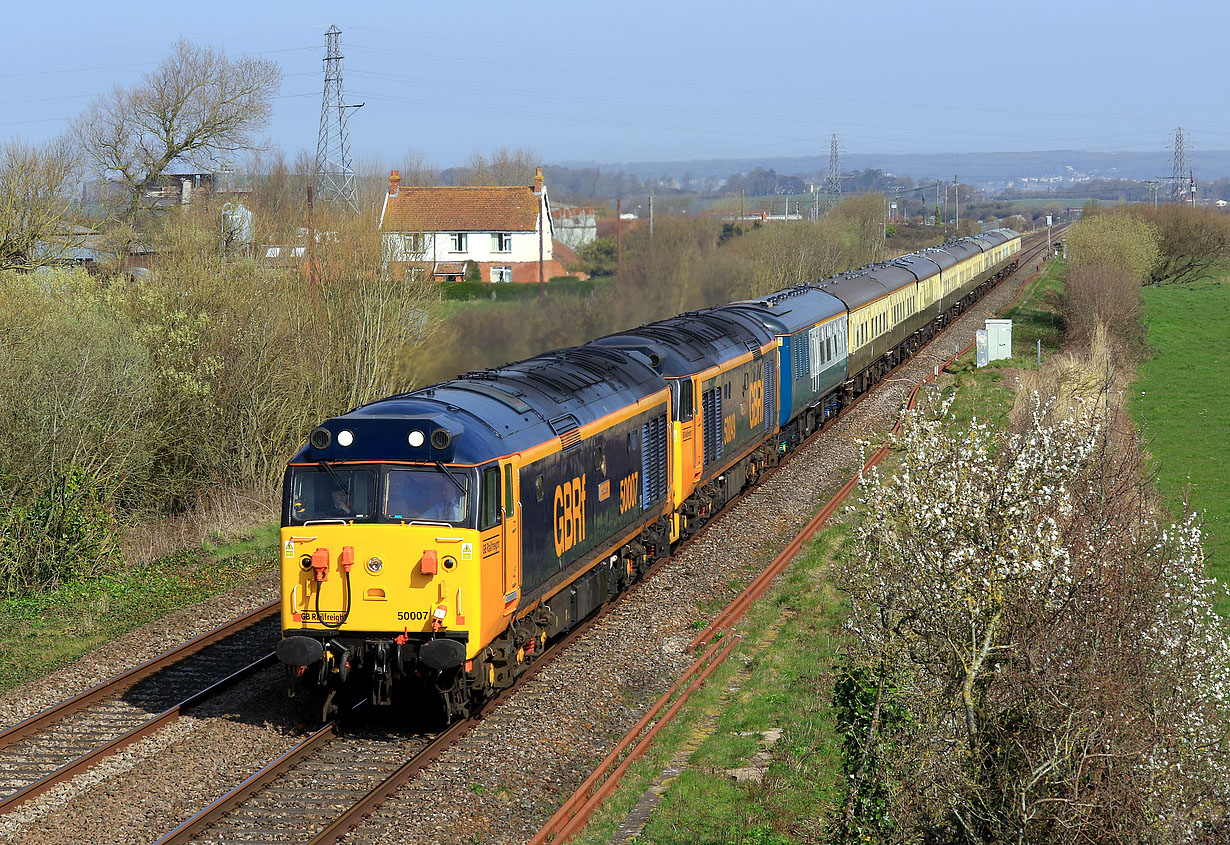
[0,469,119,595]
[0,204,444,595]
[0,269,156,505]
[1063,212,1159,352]
[571,237,617,276]
[833,388,1230,843]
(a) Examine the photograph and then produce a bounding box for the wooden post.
[616,198,622,274]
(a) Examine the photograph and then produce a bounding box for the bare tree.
[398,149,441,187]
[1135,204,1230,285]
[75,38,281,220]
[0,136,80,271]
[462,146,539,186]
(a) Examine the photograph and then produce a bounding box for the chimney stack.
[533,166,544,195]
[388,169,401,196]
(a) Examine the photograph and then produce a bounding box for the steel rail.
[526,635,735,845]
[0,653,277,816]
[155,705,357,845]
[0,600,278,751]
[161,545,672,845]
[305,595,616,845]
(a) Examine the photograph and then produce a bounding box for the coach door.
[499,460,520,612]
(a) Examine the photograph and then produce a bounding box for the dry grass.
[1011,325,1121,428]
[119,484,278,567]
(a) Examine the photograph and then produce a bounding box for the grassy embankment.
[1131,278,1230,613]
[0,526,277,696]
[565,261,1068,843]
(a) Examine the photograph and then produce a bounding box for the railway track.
[0,602,277,817]
[156,573,643,844]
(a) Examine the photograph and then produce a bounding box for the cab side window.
[480,466,501,530]
[679,379,694,421]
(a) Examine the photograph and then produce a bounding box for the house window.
[491,266,512,283]
[492,232,512,252]
[402,233,425,256]
[449,232,468,252]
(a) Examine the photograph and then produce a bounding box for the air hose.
[315,567,352,629]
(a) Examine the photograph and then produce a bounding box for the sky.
[6,0,1230,172]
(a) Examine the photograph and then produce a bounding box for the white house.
[379,168,577,283]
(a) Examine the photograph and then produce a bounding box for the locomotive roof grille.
[447,381,534,414]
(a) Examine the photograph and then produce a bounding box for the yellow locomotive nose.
[280,523,481,648]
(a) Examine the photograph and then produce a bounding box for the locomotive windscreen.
[384,468,470,524]
[290,467,377,523]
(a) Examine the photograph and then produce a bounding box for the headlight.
[408,430,425,447]
[337,429,354,447]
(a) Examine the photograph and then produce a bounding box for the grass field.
[1132,279,1230,611]
[568,527,849,845]
[0,525,277,696]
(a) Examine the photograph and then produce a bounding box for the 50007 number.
[397,611,430,621]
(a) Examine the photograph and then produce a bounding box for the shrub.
[0,469,120,595]
[832,389,1230,843]
[1063,212,1159,352]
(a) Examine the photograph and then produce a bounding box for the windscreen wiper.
[319,460,349,495]
[435,461,467,495]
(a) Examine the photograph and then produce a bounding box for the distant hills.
[562,150,1230,187]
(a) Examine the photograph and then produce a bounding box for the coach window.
[480,465,501,530]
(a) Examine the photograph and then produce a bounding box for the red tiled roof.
[552,238,580,265]
[382,186,541,233]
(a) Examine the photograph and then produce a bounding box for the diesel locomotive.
[275,228,1022,720]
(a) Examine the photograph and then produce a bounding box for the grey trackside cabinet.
[985,319,1012,363]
